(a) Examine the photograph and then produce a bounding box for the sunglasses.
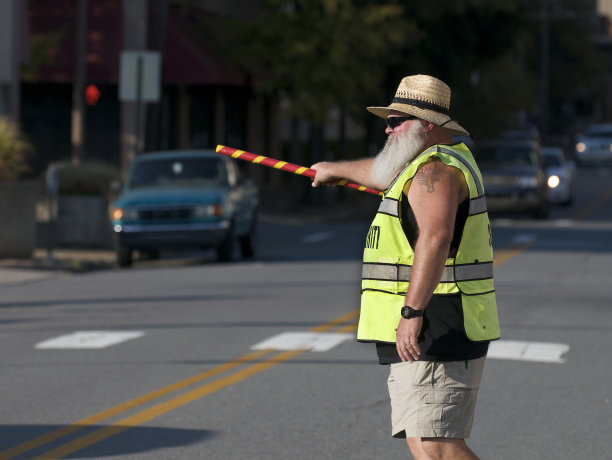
[386,116,417,130]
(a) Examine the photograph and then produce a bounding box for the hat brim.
[367,103,470,137]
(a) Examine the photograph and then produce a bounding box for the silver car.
[475,139,549,219]
[575,124,612,164]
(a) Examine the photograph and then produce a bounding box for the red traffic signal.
[85,84,101,106]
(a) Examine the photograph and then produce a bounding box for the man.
[311,75,500,460]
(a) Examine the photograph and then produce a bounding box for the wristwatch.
[401,305,424,319]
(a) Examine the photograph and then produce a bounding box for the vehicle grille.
[138,207,194,221]
[483,175,519,186]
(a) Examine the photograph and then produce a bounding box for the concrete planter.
[57,195,112,248]
[0,182,38,258]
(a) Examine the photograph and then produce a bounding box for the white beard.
[370,120,426,190]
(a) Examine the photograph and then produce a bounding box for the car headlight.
[110,208,123,220]
[576,142,586,153]
[517,176,537,188]
[194,204,224,217]
[110,207,138,221]
[547,175,560,189]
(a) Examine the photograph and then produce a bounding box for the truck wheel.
[533,204,549,220]
[116,245,133,267]
[239,221,257,259]
[216,228,234,262]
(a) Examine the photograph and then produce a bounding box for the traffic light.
[85,84,101,106]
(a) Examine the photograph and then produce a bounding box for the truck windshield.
[128,158,226,189]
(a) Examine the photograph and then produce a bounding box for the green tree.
[393,0,606,141]
[523,0,606,139]
[0,118,34,182]
[201,0,417,204]
[395,0,531,139]
[215,0,414,123]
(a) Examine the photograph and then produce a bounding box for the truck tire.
[216,227,234,262]
[116,245,133,267]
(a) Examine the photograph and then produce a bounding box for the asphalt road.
[0,166,611,459]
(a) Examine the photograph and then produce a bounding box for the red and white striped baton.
[216,145,383,197]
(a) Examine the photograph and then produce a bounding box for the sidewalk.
[0,248,116,286]
[0,197,379,286]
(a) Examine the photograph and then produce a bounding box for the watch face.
[402,306,422,319]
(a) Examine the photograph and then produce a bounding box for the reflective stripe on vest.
[378,195,487,218]
[362,261,493,283]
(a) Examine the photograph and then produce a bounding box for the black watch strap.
[401,305,424,319]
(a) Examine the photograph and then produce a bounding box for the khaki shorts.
[387,356,486,439]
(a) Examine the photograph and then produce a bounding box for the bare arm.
[310,158,376,188]
[395,160,468,362]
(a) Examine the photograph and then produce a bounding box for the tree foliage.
[392,0,531,139]
[394,0,605,139]
[206,0,416,123]
[202,0,606,141]
[0,118,34,182]
[522,0,606,135]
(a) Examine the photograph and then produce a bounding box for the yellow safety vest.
[358,143,501,343]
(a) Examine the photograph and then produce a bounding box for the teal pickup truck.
[110,150,258,267]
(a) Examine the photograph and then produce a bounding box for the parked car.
[541,146,574,206]
[474,139,549,219]
[575,123,612,164]
[110,150,258,267]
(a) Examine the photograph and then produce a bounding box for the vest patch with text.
[365,225,381,249]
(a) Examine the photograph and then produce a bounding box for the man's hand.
[310,162,339,188]
[311,158,376,189]
[395,316,423,363]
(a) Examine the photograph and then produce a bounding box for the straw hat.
[367,74,469,137]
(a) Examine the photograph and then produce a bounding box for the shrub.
[0,117,34,181]
[53,161,119,196]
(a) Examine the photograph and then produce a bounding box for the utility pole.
[120,0,148,176]
[540,0,550,143]
[145,0,168,152]
[0,0,25,123]
[71,0,87,165]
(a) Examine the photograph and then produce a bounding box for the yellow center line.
[493,243,534,266]
[1,312,359,459]
[336,322,359,333]
[311,309,360,332]
[0,349,273,460]
[5,240,531,459]
[31,349,306,460]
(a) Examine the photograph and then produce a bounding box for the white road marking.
[554,219,575,227]
[513,233,537,244]
[251,332,353,352]
[488,340,569,363]
[35,331,145,349]
[300,232,333,244]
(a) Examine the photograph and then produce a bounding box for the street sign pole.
[134,56,144,156]
[119,51,161,171]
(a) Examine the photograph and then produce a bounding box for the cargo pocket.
[418,389,466,431]
[416,359,483,436]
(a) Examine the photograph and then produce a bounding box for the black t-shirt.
[376,294,489,363]
[375,172,489,364]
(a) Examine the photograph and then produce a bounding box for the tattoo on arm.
[416,162,445,193]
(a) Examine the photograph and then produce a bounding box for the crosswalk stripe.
[35,331,145,349]
[488,340,569,363]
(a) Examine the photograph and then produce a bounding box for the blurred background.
[2,0,612,257]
